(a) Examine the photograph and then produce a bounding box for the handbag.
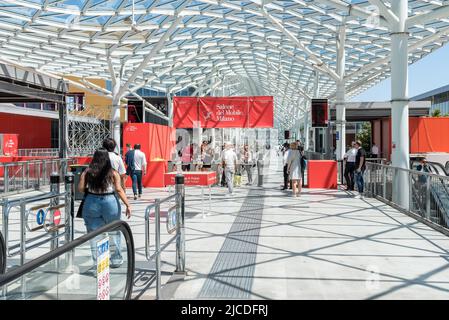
[233,174,242,187]
[76,190,87,218]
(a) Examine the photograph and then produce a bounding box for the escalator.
[0,220,135,300]
[1,231,5,274]
[410,162,449,227]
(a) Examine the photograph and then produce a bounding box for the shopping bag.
[234,174,242,187]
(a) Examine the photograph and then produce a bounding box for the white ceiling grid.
[0,0,449,128]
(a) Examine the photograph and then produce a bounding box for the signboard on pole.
[36,209,45,226]
[53,210,61,226]
[166,206,177,234]
[97,237,110,300]
[311,99,328,127]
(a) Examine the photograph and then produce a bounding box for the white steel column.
[335,25,346,160]
[111,79,121,154]
[167,93,173,127]
[391,0,410,208]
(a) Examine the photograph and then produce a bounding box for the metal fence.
[365,162,449,233]
[144,174,185,300]
[17,149,59,157]
[0,158,75,195]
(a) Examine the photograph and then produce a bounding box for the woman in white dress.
[287,142,302,197]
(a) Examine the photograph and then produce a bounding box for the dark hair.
[85,148,114,193]
[134,144,141,150]
[102,138,116,152]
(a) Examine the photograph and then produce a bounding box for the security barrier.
[0,158,75,195]
[0,172,74,268]
[144,174,185,300]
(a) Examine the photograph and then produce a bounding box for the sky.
[352,43,449,102]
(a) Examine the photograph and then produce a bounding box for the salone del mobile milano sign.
[173,96,274,128]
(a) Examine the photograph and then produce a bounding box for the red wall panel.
[410,117,449,153]
[0,114,52,149]
[123,123,176,188]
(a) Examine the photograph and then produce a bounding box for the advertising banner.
[199,97,249,128]
[311,99,328,127]
[173,96,273,128]
[96,237,110,300]
[1,134,18,156]
[173,97,199,128]
[249,96,274,128]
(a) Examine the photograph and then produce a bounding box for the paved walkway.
[157,162,449,300]
[3,158,449,299]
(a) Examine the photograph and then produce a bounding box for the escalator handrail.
[428,161,449,176]
[0,232,5,275]
[0,220,135,300]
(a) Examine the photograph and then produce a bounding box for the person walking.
[200,141,213,172]
[299,145,306,187]
[124,144,134,187]
[102,138,126,189]
[343,142,357,191]
[371,142,379,159]
[241,144,254,185]
[78,148,131,268]
[130,144,147,200]
[286,142,302,197]
[222,142,237,195]
[181,143,192,171]
[282,142,291,190]
[354,140,366,198]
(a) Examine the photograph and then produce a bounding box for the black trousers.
[283,165,290,189]
[344,162,356,190]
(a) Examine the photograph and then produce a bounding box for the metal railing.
[144,174,185,300]
[304,151,327,160]
[0,158,75,195]
[0,220,135,300]
[365,162,449,233]
[338,158,387,186]
[1,173,74,269]
[17,148,59,157]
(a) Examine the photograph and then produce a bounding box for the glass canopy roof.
[0,0,449,128]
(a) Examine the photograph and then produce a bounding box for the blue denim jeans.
[82,193,122,265]
[355,170,365,193]
[131,170,143,195]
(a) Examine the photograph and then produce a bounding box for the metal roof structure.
[0,0,449,129]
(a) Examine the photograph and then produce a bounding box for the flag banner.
[173,96,273,128]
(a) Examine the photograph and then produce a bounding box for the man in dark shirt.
[354,140,366,197]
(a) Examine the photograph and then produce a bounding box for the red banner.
[173,96,273,128]
[164,172,217,186]
[173,97,199,128]
[249,96,274,128]
[199,97,249,128]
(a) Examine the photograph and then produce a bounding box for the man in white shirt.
[131,144,147,200]
[221,142,237,195]
[343,141,357,191]
[103,138,126,188]
[371,143,379,158]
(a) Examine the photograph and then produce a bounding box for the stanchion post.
[19,200,26,298]
[175,174,185,273]
[4,166,9,194]
[64,173,74,243]
[155,199,161,300]
[50,172,60,251]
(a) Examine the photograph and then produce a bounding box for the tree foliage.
[356,122,371,152]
